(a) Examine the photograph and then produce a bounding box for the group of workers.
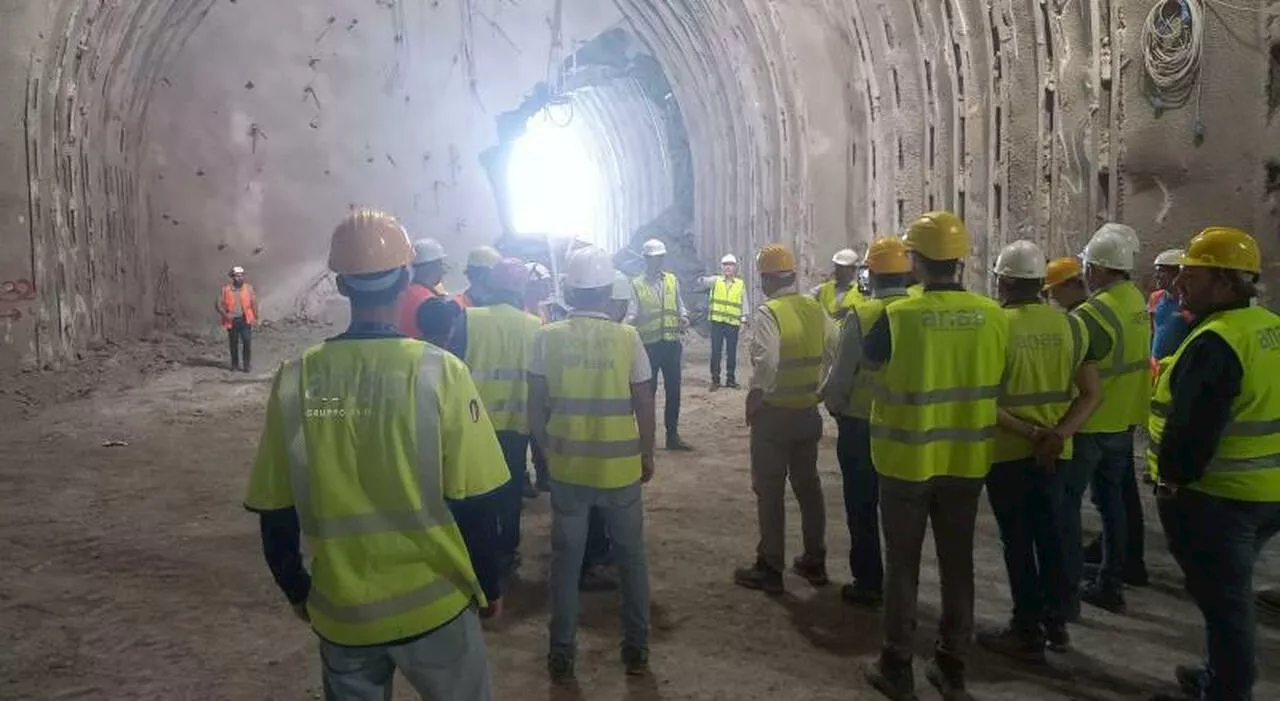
[242,206,1279,701]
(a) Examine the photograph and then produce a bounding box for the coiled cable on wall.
[1142,0,1204,111]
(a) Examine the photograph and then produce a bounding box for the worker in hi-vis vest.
[244,210,510,700]
[860,211,1008,701]
[1069,223,1151,617]
[216,265,259,373]
[449,258,543,580]
[812,248,865,322]
[627,238,693,450]
[734,243,838,594]
[699,253,748,390]
[821,236,913,609]
[530,245,657,683]
[398,237,451,338]
[1041,257,1088,311]
[976,240,1102,664]
[1147,227,1280,701]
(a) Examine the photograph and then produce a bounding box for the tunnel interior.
[1,0,1278,369]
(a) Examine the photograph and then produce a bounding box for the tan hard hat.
[328,209,413,275]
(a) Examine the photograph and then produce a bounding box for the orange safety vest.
[220,284,256,329]
[398,283,439,339]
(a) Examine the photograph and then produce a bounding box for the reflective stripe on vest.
[1076,281,1151,432]
[994,304,1083,463]
[870,290,1008,481]
[845,294,906,419]
[632,273,680,343]
[275,342,479,644]
[709,277,745,326]
[465,305,540,433]
[763,294,826,408]
[1148,306,1280,502]
[540,317,643,488]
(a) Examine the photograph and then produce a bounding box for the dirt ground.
[2,321,1278,701]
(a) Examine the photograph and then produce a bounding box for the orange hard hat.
[1042,257,1083,290]
[756,244,796,274]
[864,237,911,274]
[328,209,413,275]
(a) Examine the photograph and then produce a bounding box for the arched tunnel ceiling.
[0,0,1278,368]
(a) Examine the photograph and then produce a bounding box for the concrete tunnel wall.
[1,0,1278,369]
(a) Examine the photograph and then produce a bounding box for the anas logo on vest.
[1011,333,1065,351]
[920,308,987,329]
[1257,325,1280,351]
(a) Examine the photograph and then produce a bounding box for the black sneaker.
[976,625,1046,664]
[925,657,975,701]
[864,654,918,701]
[792,553,830,587]
[622,646,650,676]
[734,560,784,595]
[1174,665,1207,696]
[1045,622,1071,653]
[841,584,882,608]
[547,651,575,683]
[666,435,694,451]
[1081,580,1127,614]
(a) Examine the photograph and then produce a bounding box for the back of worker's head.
[418,297,461,347]
[1041,256,1086,307]
[610,270,631,322]
[329,209,413,308]
[993,240,1047,303]
[904,211,969,283]
[1081,223,1137,289]
[487,258,529,307]
[564,245,616,312]
[864,237,912,291]
[756,243,797,294]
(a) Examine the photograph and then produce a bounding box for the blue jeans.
[548,481,650,656]
[986,458,1071,630]
[1159,489,1280,701]
[1074,430,1135,590]
[835,416,882,593]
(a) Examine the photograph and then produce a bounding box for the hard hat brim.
[1178,256,1261,275]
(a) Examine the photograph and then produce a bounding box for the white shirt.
[697,275,749,324]
[624,273,689,326]
[747,283,840,393]
[529,311,653,385]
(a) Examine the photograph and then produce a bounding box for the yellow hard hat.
[1180,227,1261,275]
[328,209,413,275]
[864,237,911,275]
[756,243,796,274]
[1042,257,1083,290]
[904,211,970,261]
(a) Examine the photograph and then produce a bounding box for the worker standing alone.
[822,237,914,607]
[1147,227,1280,701]
[530,245,657,682]
[243,210,509,700]
[977,240,1102,661]
[702,253,748,390]
[628,238,694,450]
[734,243,838,594]
[216,266,258,373]
[861,211,1008,701]
[450,258,543,578]
[812,248,865,322]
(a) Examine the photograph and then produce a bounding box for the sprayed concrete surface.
[2,323,1278,701]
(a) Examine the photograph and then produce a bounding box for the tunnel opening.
[506,97,605,243]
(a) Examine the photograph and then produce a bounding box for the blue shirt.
[1151,290,1193,359]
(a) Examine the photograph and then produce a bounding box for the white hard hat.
[993,240,1047,279]
[720,254,738,266]
[1081,223,1138,271]
[229,266,245,275]
[411,238,446,265]
[832,248,859,267]
[611,271,632,301]
[642,239,667,257]
[467,246,502,269]
[526,262,551,280]
[1154,248,1185,267]
[564,245,616,289]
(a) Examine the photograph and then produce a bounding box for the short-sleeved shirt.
[529,311,653,385]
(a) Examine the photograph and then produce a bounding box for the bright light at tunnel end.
[507,104,603,243]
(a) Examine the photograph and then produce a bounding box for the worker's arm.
[447,313,468,359]
[860,313,892,370]
[624,286,639,325]
[745,304,780,423]
[258,508,311,605]
[1053,361,1103,439]
[250,287,260,321]
[674,278,689,325]
[822,315,863,415]
[1156,331,1243,486]
[526,333,551,450]
[627,333,656,480]
[695,275,717,291]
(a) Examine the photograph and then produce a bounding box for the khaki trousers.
[749,403,826,571]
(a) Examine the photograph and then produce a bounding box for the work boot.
[1080,580,1127,614]
[622,645,650,676]
[726,378,740,389]
[1044,621,1071,653]
[925,653,974,701]
[710,377,721,391]
[1085,561,1150,588]
[1174,665,1208,696]
[792,553,830,587]
[666,434,694,451]
[733,559,784,595]
[841,583,883,608]
[547,651,576,683]
[976,624,1046,664]
[864,652,918,701]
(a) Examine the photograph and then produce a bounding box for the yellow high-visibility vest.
[632,273,681,344]
[870,290,1008,481]
[538,316,643,488]
[845,292,908,419]
[1074,281,1151,432]
[763,294,826,408]
[994,303,1086,463]
[244,340,510,646]
[709,277,745,326]
[816,280,864,319]
[1148,306,1280,502]
[464,304,542,434]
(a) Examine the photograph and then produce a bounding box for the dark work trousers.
[708,322,741,384]
[228,316,252,370]
[880,475,984,666]
[835,415,882,593]
[582,507,613,573]
[986,458,1072,632]
[1061,454,1092,616]
[530,438,550,489]
[1075,430,1137,591]
[495,431,528,563]
[646,340,683,438]
[1159,489,1280,701]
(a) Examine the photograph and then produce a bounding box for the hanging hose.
[1142,0,1204,111]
